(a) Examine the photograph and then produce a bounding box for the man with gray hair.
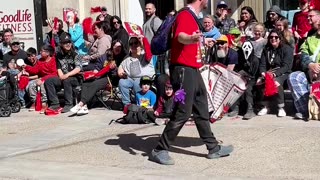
[143,3,162,43]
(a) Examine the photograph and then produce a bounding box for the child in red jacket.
[24,45,57,113]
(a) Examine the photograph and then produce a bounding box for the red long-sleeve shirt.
[25,57,58,82]
[142,37,153,61]
[292,11,311,38]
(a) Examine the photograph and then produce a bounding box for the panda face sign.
[242,41,253,60]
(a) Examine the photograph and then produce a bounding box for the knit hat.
[268,5,283,17]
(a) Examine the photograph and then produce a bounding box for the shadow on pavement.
[104,133,206,158]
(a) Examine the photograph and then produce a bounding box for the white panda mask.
[242,41,253,60]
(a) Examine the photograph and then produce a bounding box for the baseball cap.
[60,32,72,43]
[216,35,229,43]
[217,1,228,8]
[11,37,20,44]
[140,76,152,85]
[101,6,107,11]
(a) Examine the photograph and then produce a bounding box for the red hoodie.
[25,57,58,82]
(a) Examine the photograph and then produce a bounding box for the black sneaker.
[150,149,175,165]
[207,145,234,159]
[62,105,73,113]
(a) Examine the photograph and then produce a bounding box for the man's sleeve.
[174,12,195,38]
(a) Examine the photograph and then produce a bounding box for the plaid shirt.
[214,15,236,35]
[288,71,309,115]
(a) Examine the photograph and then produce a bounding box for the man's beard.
[217,49,226,58]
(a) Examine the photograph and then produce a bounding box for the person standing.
[150,0,233,165]
[292,0,312,48]
[143,3,162,43]
[96,6,112,23]
[213,1,236,35]
[0,28,14,57]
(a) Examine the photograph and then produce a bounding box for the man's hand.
[205,38,215,47]
[190,31,203,43]
[294,31,301,39]
[119,71,127,78]
[154,111,159,116]
[308,63,320,74]
[36,79,43,86]
[60,74,69,80]
[110,63,117,69]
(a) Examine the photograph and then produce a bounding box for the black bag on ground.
[120,104,152,124]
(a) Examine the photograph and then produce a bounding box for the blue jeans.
[119,77,141,105]
[18,90,25,106]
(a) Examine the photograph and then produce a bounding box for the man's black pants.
[45,76,80,106]
[156,66,219,152]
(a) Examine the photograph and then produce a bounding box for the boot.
[243,104,255,120]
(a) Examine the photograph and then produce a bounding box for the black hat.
[101,6,107,11]
[60,32,72,43]
[140,76,152,86]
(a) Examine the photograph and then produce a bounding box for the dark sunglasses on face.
[269,35,279,40]
[113,21,120,25]
[11,42,20,46]
[129,41,139,46]
[216,41,226,46]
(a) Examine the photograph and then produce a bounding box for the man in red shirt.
[151,0,233,165]
[292,0,312,48]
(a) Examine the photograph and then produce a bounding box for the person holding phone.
[214,1,236,35]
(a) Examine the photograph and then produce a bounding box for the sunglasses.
[129,41,139,46]
[216,41,226,46]
[11,42,20,46]
[269,35,279,40]
[113,21,120,25]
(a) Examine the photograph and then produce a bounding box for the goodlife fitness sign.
[0,0,37,49]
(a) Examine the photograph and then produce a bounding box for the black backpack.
[112,104,152,124]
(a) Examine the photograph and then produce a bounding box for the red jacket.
[25,57,58,82]
[292,11,311,38]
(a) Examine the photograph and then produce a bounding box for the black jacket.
[259,44,293,77]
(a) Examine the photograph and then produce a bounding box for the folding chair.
[95,76,123,110]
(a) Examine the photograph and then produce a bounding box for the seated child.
[153,80,174,125]
[136,76,156,108]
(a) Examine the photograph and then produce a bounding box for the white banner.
[0,0,37,49]
[200,63,247,120]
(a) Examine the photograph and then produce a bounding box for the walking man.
[151,0,233,165]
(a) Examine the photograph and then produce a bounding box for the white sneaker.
[258,107,268,116]
[70,104,81,113]
[278,108,286,117]
[77,105,89,115]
